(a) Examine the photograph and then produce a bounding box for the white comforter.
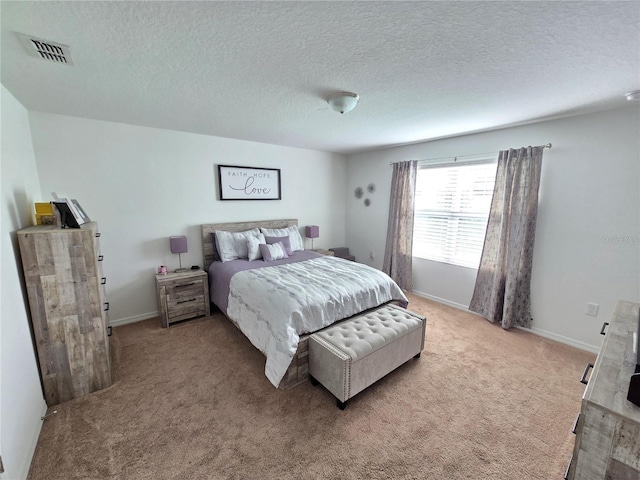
[226,256,408,387]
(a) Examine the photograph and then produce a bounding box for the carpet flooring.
[27,293,595,479]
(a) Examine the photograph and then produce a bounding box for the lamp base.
[174,268,188,273]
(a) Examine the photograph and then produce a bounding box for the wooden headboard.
[201,219,298,271]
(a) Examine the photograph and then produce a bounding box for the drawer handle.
[175,282,196,288]
[98,255,104,261]
[580,363,594,385]
[107,326,112,337]
[572,413,580,434]
[600,322,609,335]
[95,232,101,238]
[104,302,110,311]
[101,277,107,285]
[177,298,196,304]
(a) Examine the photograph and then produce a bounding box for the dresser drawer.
[166,294,206,319]
[167,279,204,300]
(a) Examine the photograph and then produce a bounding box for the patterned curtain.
[383,160,418,291]
[469,146,544,329]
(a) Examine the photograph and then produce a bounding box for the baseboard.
[410,289,472,313]
[109,311,158,327]
[410,289,599,354]
[515,325,599,354]
[10,400,47,480]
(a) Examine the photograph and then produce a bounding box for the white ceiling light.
[625,90,640,101]
[327,92,359,114]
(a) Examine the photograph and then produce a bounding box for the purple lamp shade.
[305,226,319,239]
[170,236,188,254]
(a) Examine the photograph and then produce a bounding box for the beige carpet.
[27,293,594,480]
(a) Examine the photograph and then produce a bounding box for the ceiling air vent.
[17,33,74,66]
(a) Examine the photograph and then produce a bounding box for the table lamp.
[170,235,188,272]
[305,225,319,250]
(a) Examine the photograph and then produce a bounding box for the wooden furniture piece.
[311,249,334,256]
[329,247,355,261]
[201,219,408,391]
[202,219,308,389]
[309,304,425,409]
[567,300,640,479]
[155,269,210,328]
[18,222,112,406]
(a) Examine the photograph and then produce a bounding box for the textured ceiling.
[2,1,639,154]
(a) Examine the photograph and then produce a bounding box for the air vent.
[16,33,74,66]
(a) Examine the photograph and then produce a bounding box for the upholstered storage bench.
[309,304,426,409]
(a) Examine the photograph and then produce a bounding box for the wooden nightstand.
[155,269,210,328]
[312,249,334,256]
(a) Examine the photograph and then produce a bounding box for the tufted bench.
[309,303,426,409]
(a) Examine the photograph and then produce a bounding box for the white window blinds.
[412,159,497,269]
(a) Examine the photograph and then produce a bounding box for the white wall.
[0,85,47,480]
[346,106,640,351]
[28,113,347,324]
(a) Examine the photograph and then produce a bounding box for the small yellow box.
[35,202,53,214]
[36,214,57,225]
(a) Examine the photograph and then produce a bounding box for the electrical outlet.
[585,303,599,317]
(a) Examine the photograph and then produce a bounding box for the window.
[413,159,497,268]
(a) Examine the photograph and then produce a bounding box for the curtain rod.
[390,143,552,166]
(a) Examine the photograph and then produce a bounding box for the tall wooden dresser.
[567,300,640,479]
[18,222,112,406]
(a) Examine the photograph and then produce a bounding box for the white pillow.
[247,234,266,261]
[215,228,261,262]
[260,226,304,252]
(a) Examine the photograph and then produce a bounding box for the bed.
[201,219,408,389]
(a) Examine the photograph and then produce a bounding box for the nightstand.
[155,269,210,328]
[312,249,334,256]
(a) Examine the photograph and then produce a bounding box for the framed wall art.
[217,165,281,201]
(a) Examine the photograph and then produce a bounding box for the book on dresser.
[18,222,112,406]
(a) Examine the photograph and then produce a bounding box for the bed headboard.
[201,219,298,271]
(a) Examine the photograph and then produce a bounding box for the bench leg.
[414,352,421,359]
[337,399,346,410]
[309,375,319,386]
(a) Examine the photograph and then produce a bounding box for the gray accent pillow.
[259,242,289,262]
[260,226,304,252]
[264,235,292,255]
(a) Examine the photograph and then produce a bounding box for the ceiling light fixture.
[326,92,359,114]
[625,90,640,101]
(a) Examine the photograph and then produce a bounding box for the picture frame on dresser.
[70,199,90,223]
[53,201,81,228]
[53,198,89,228]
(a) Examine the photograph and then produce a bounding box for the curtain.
[469,146,544,329]
[382,160,418,291]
